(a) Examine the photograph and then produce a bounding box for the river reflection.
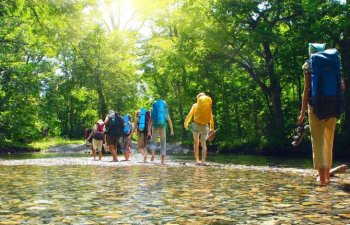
[0,165,349,224]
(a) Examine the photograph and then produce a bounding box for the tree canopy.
[1,0,349,155]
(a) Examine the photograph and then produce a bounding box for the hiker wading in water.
[298,43,345,185]
[184,92,214,166]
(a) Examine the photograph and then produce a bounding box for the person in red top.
[86,119,105,160]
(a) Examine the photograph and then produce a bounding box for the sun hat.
[197,92,206,99]
[108,110,115,117]
[308,43,326,56]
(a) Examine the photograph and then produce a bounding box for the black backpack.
[106,113,124,136]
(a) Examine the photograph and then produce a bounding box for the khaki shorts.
[106,134,119,146]
[137,132,147,149]
[92,139,103,153]
[192,122,209,142]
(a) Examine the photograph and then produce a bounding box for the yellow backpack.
[194,95,212,125]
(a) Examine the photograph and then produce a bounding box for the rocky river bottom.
[0,144,349,224]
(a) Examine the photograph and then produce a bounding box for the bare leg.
[109,145,118,161]
[125,143,130,161]
[318,168,326,185]
[92,149,96,160]
[193,134,200,164]
[325,168,331,184]
[161,155,165,165]
[139,147,147,162]
[124,152,130,161]
[151,149,155,161]
[98,151,102,160]
[143,148,148,162]
[201,140,207,164]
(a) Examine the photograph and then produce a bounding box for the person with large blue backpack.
[298,43,345,185]
[104,110,125,162]
[119,114,133,161]
[132,108,152,162]
[149,99,174,164]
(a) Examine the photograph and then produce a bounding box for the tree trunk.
[96,75,107,118]
[174,82,187,141]
[263,42,284,141]
[339,14,350,149]
[222,81,234,139]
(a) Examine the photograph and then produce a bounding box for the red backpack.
[97,123,104,133]
[94,122,104,140]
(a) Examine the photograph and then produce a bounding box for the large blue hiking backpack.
[106,112,124,136]
[309,48,344,119]
[138,108,147,132]
[123,115,132,136]
[151,99,168,128]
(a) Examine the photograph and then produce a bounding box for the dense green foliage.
[1,0,349,154]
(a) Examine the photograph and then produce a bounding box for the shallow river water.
[0,150,349,224]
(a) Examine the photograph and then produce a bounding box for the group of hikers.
[85,43,346,185]
[85,93,215,165]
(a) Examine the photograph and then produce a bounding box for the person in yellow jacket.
[184,92,214,165]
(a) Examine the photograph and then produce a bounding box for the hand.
[184,124,187,129]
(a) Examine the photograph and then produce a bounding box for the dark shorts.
[106,134,120,146]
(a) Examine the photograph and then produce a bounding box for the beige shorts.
[191,122,209,142]
[92,139,103,152]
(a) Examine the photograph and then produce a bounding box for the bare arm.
[298,71,311,125]
[167,116,174,136]
[86,130,94,140]
[104,115,110,125]
[209,113,214,131]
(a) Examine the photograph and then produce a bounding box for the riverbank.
[0,145,40,154]
[0,138,84,154]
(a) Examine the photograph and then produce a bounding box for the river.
[0,145,349,224]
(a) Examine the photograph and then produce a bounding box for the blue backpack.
[123,115,132,136]
[138,108,147,132]
[151,99,168,128]
[309,48,344,119]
